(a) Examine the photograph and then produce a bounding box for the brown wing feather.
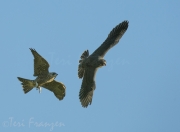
[79,67,97,108]
[42,80,66,100]
[29,48,50,76]
[92,20,129,57]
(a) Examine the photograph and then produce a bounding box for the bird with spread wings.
[17,48,66,100]
[78,20,129,107]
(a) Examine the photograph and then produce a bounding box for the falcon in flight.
[78,20,129,107]
[17,48,66,100]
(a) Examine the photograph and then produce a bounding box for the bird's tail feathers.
[78,50,89,78]
[79,50,89,63]
[17,77,37,94]
[78,65,85,78]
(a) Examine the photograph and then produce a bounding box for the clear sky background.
[0,0,180,132]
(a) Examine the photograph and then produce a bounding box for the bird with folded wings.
[17,48,66,100]
[78,20,129,107]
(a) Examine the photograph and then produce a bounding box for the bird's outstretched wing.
[42,80,66,100]
[79,67,97,108]
[92,20,129,57]
[29,48,50,76]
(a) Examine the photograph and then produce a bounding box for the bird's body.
[17,48,66,100]
[78,20,129,107]
[34,72,57,87]
[33,72,58,93]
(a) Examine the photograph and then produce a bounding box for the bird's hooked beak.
[55,73,58,78]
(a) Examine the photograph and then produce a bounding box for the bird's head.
[50,72,58,78]
[98,59,106,67]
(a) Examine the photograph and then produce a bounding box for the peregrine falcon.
[78,20,129,107]
[17,48,66,100]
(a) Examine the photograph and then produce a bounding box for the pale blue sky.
[1,0,180,132]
